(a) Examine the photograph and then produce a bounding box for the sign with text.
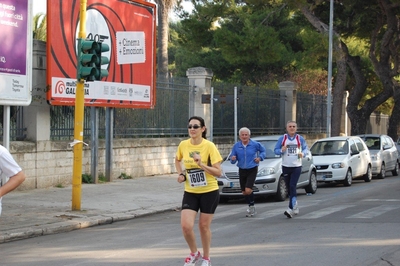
[47,0,156,108]
[0,0,32,105]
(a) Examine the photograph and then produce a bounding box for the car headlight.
[370,154,380,160]
[332,162,345,169]
[257,167,275,176]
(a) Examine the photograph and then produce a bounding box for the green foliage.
[82,173,92,184]
[170,1,319,85]
[98,173,107,183]
[118,173,133,179]
[33,13,46,41]
[82,173,108,183]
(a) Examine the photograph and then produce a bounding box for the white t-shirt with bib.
[0,145,22,215]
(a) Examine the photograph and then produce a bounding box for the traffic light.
[77,38,98,81]
[94,42,109,80]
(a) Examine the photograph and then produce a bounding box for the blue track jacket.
[230,139,266,169]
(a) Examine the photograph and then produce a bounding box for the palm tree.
[33,12,47,41]
[154,0,176,79]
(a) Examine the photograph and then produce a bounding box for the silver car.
[358,134,399,178]
[310,136,372,186]
[217,135,317,202]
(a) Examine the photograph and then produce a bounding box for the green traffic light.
[94,42,110,80]
[80,54,97,65]
[81,40,98,52]
[77,38,98,81]
[102,43,109,52]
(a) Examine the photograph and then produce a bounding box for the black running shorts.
[239,166,258,191]
[181,190,220,214]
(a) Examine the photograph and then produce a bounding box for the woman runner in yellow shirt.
[175,116,223,266]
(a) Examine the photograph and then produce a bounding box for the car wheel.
[275,176,287,202]
[343,169,352,186]
[305,170,317,194]
[377,163,386,179]
[363,165,372,182]
[392,162,399,176]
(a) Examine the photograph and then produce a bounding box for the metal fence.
[0,106,27,141]
[0,77,327,140]
[49,77,191,140]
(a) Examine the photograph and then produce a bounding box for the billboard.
[47,0,156,108]
[0,0,32,106]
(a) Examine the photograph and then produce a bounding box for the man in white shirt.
[274,121,308,218]
[0,145,26,215]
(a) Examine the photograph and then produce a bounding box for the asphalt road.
[0,175,399,266]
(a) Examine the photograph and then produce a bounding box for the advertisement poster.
[0,0,32,106]
[47,0,156,108]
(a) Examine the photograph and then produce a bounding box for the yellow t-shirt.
[176,138,222,193]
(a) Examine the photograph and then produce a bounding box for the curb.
[0,206,180,244]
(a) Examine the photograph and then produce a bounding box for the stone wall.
[11,134,324,191]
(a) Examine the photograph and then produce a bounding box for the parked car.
[310,136,372,186]
[357,134,399,178]
[217,135,317,202]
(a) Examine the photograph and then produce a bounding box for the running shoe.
[201,258,212,266]
[284,207,293,218]
[184,251,201,266]
[293,204,299,215]
[246,205,256,217]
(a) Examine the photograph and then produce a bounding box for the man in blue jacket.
[230,127,266,217]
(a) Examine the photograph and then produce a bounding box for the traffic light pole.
[72,0,88,211]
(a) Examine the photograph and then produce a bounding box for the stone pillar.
[24,40,51,141]
[186,67,214,136]
[278,81,297,129]
[340,91,350,136]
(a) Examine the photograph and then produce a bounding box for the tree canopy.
[170,0,400,138]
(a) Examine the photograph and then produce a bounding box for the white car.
[310,136,372,186]
[217,135,317,202]
[358,134,399,178]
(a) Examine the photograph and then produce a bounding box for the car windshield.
[310,140,348,155]
[258,140,280,159]
[361,137,380,150]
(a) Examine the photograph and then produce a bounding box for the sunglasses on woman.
[188,124,201,129]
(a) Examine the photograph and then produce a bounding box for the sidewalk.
[0,174,182,243]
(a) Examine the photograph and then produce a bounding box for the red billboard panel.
[47,0,156,108]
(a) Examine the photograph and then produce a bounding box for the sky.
[33,0,46,15]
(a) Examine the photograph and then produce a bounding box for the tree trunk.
[345,47,393,135]
[155,0,174,79]
[299,6,346,137]
[331,41,347,136]
[373,0,400,140]
[388,88,400,139]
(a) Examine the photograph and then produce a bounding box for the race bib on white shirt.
[287,144,299,156]
[187,169,207,187]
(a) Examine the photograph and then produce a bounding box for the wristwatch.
[179,173,186,181]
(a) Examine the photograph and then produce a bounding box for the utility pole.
[72,0,88,211]
[327,0,334,137]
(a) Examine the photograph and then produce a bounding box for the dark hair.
[188,116,207,139]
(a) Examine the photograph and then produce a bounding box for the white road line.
[251,209,285,219]
[347,205,399,219]
[297,205,356,219]
[362,199,400,202]
[214,207,246,219]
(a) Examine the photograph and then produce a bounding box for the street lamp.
[327,0,333,137]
